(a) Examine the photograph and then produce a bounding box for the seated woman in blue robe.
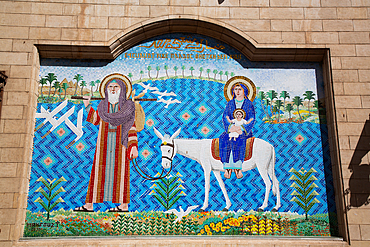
[219,83,255,179]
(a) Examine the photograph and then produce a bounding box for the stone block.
[46,15,77,28]
[3,79,28,92]
[200,0,239,6]
[346,109,370,124]
[321,0,351,6]
[260,8,304,19]
[353,20,370,31]
[0,27,29,39]
[61,28,93,41]
[0,40,12,52]
[3,120,27,134]
[0,209,16,224]
[225,20,270,31]
[77,16,108,29]
[141,0,169,5]
[0,1,32,14]
[31,2,63,15]
[340,32,370,44]
[271,20,292,31]
[348,208,370,224]
[306,32,339,44]
[333,82,344,95]
[0,106,24,120]
[282,32,305,43]
[0,225,10,240]
[108,17,144,30]
[332,69,359,83]
[110,0,139,4]
[269,0,290,6]
[29,27,62,40]
[0,13,45,27]
[351,241,370,247]
[63,4,95,16]
[330,45,356,57]
[12,40,36,53]
[338,122,366,136]
[344,83,370,96]
[240,0,269,6]
[0,52,29,66]
[0,148,24,163]
[323,20,353,31]
[339,135,350,149]
[336,108,347,122]
[304,8,337,19]
[0,178,20,192]
[331,56,342,69]
[338,7,368,19]
[5,92,29,106]
[0,193,14,208]
[0,163,18,178]
[92,29,120,42]
[359,70,370,82]
[291,0,320,6]
[125,5,150,17]
[349,135,370,151]
[335,95,363,109]
[170,0,200,6]
[10,66,32,79]
[230,8,259,19]
[342,57,370,69]
[356,45,370,56]
[108,5,126,17]
[361,95,370,107]
[150,6,183,17]
[351,0,370,6]
[360,224,370,240]
[247,32,282,43]
[292,20,322,31]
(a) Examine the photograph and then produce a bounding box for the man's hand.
[130,146,138,159]
[83,96,91,108]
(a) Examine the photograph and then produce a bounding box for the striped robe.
[85,104,138,204]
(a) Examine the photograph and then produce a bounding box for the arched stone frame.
[24,16,348,244]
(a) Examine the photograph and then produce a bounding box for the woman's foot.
[224,169,231,179]
[235,169,243,179]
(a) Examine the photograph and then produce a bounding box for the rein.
[131,141,175,181]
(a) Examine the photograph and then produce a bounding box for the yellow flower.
[200,229,205,234]
[215,227,220,232]
[205,225,210,232]
[207,232,212,235]
[216,222,222,228]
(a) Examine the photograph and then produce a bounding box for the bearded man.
[74,79,138,212]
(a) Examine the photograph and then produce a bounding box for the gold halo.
[233,108,246,119]
[224,76,256,102]
[99,73,132,99]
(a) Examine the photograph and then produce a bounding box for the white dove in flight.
[157,97,182,108]
[138,82,158,93]
[152,90,177,98]
[165,205,199,223]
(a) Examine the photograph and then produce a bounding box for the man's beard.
[108,89,120,105]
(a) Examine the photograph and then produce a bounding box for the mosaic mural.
[25,33,338,238]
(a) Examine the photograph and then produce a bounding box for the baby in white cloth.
[226,109,253,141]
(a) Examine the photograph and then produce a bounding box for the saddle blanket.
[211,137,255,161]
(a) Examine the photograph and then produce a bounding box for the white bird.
[138,82,158,93]
[157,97,182,108]
[165,205,199,223]
[152,90,177,98]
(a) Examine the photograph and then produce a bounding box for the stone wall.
[0,0,369,246]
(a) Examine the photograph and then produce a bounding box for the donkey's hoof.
[257,208,264,212]
[198,208,205,213]
[222,208,229,212]
[271,208,277,212]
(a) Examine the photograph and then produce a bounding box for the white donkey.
[153,127,281,212]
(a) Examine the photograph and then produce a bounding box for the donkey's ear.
[170,128,181,140]
[153,127,164,140]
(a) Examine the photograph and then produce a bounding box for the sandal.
[108,206,129,212]
[73,205,94,212]
[235,169,243,179]
[224,169,231,179]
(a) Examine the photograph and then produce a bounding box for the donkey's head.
[153,127,181,169]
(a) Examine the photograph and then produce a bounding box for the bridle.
[132,140,175,181]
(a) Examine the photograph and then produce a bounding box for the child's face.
[236,112,243,120]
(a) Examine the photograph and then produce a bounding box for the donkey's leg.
[199,166,212,212]
[268,147,281,212]
[213,171,231,211]
[257,167,271,212]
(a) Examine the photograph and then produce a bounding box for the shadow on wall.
[347,115,370,210]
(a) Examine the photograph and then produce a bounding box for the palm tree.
[199,67,204,78]
[89,81,96,96]
[51,80,60,100]
[189,66,194,77]
[303,91,316,116]
[80,81,87,96]
[39,77,47,99]
[181,65,186,78]
[155,66,160,79]
[213,69,218,79]
[73,74,83,96]
[139,70,144,80]
[164,65,169,78]
[280,91,290,111]
[62,82,69,100]
[147,66,152,78]
[274,99,283,123]
[206,69,211,79]
[286,103,293,122]
[173,66,178,77]
[264,98,271,122]
[257,91,270,121]
[230,72,235,77]
[46,73,57,100]
[128,73,133,81]
[219,71,223,80]
[57,87,63,101]
[293,96,303,121]
[95,80,101,92]
[225,71,229,80]
[267,90,278,117]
